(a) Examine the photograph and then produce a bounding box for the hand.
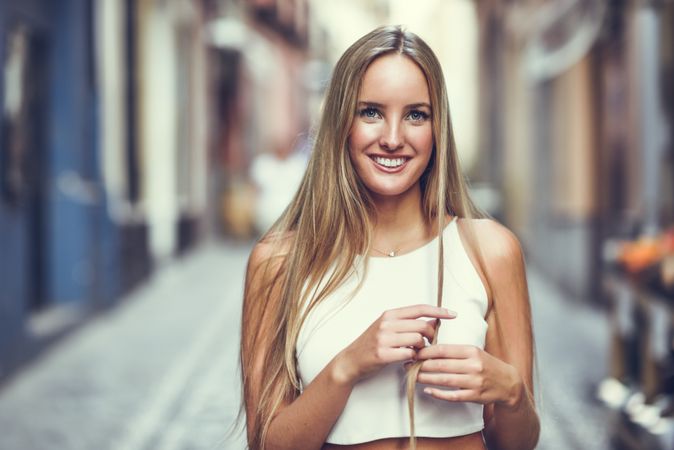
[333,305,457,386]
[412,345,524,408]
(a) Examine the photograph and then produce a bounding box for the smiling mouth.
[370,156,408,169]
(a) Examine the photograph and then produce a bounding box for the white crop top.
[296,217,489,445]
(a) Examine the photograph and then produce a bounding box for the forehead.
[358,54,430,105]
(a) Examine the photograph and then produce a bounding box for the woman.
[240,25,539,450]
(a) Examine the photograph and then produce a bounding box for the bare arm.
[241,241,454,450]
[263,357,355,450]
[242,241,349,450]
[473,220,539,450]
[415,219,539,450]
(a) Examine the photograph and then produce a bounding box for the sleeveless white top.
[296,217,489,445]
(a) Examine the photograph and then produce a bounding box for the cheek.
[409,126,434,156]
[349,123,379,151]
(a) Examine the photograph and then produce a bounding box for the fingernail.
[424,387,432,395]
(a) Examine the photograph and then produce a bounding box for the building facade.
[477,0,674,301]
[0,0,211,381]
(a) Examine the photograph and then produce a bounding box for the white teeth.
[373,156,405,168]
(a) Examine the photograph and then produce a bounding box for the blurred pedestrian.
[250,136,308,235]
[240,25,539,450]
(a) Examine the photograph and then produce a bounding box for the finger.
[380,347,417,363]
[382,320,437,340]
[388,332,427,349]
[383,304,457,321]
[417,373,478,389]
[423,387,481,403]
[416,344,480,360]
[424,319,439,340]
[406,358,474,374]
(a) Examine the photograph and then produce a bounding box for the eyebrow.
[357,101,431,109]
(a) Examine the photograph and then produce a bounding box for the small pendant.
[388,251,395,257]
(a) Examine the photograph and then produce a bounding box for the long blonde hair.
[241,25,486,449]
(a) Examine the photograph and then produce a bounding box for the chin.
[366,181,420,200]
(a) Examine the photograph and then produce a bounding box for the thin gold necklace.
[371,246,400,257]
[371,222,433,257]
[371,227,426,257]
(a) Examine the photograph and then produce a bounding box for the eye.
[358,107,381,120]
[407,110,430,122]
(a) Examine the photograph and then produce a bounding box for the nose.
[379,120,404,151]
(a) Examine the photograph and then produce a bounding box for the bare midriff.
[322,432,486,450]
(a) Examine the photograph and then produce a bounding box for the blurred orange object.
[617,237,663,274]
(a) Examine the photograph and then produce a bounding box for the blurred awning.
[511,0,607,82]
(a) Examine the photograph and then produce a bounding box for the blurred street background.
[0,0,673,449]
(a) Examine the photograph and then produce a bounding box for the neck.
[370,186,431,252]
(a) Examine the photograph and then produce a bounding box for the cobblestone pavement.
[529,271,612,450]
[0,240,615,450]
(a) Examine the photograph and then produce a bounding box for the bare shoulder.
[457,217,524,268]
[456,218,527,311]
[247,231,294,274]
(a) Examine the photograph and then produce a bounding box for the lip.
[368,155,410,174]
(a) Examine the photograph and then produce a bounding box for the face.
[348,53,433,201]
